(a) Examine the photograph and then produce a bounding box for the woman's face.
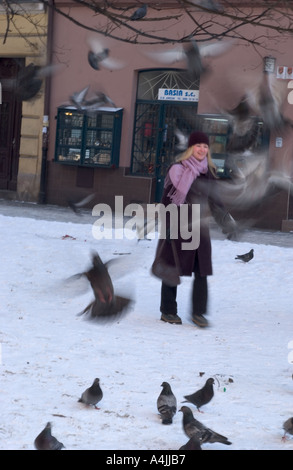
[192,143,209,161]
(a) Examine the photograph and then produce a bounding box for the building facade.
[1,1,293,231]
[0,1,49,202]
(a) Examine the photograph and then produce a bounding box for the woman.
[152,130,237,327]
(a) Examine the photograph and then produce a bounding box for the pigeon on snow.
[182,377,215,412]
[282,417,293,441]
[74,252,132,322]
[179,436,202,450]
[235,248,254,263]
[157,381,177,424]
[78,378,103,409]
[130,4,147,20]
[180,406,232,445]
[34,422,65,450]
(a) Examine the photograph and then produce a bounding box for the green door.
[131,100,198,202]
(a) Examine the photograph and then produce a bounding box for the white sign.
[158,88,199,102]
[275,137,283,148]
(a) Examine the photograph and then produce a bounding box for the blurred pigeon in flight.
[78,378,103,409]
[4,63,60,101]
[157,382,177,424]
[180,406,232,445]
[235,248,254,263]
[246,72,293,133]
[179,436,202,450]
[34,422,65,450]
[74,252,132,322]
[70,86,116,113]
[226,96,256,137]
[174,128,188,152]
[282,417,293,441]
[130,4,147,20]
[145,39,233,81]
[68,193,96,215]
[189,0,223,11]
[87,37,125,70]
[182,377,215,412]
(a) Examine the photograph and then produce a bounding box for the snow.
[1,210,293,451]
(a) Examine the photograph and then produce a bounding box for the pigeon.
[4,63,60,102]
[246,71,293,133]
[70,86,116,113]
[182,377,215,412]
[179,436,202,450]
[68,193,96,214]
[189,0,223,12]
[87,37,125,70]
[254,72,287,132]
[235,248,254,263]
[226,96,256,138]
[145,39,233,81]
[282,417,293,441]
[130,4,147,20]
[180,406,232,445]
[174,128,188,152]
[78,378,103,409]
[157,381,177,424]
[34,422,65,450]
[75,251,132,322]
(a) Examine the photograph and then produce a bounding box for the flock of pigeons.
[8,0,292,451]
[34,375,293,450]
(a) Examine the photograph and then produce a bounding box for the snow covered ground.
[1,210,293,450]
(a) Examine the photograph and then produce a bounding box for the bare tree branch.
[3,0,293,49]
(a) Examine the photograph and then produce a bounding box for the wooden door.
[0,58,22,191]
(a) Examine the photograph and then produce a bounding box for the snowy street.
[0,200,293,450]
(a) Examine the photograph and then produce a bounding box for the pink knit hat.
[188,131,209,147]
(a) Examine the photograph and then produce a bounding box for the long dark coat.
[152,166,226,279]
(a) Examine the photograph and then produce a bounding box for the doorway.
[131,100,198,201]
[0,58,22,191]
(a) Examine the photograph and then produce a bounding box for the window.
[55,107,123,168]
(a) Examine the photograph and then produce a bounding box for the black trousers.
[160,255,208,317]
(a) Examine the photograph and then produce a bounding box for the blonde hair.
[176,146,217,177]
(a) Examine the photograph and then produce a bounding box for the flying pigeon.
[70,86,116,112]
[282,417,293,441]
[34,422,65,450]
[174,128,189,152]
[87,37,125,70]
[189,0,223,11]
[68,193,96,215]
[5,63,60,102]
[157,382,177,424]
[179,436,202,450]
[145,39,233,81]
[235,248,254,263]
[75,251,132,322]
[226,96,256,141]
[78,378,103,409]
[254,72,287,132]
[182,377,215,412]
[130,4,147,20]
[180,406,232,445]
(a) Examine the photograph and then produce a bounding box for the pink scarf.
[164,156,208,205]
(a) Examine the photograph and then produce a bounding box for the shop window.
[55,107,123,168]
